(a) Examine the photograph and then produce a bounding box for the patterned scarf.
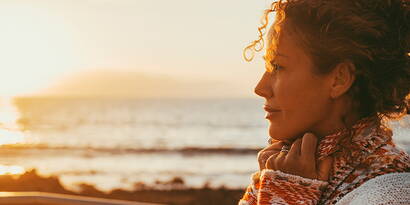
[316,116,410,204]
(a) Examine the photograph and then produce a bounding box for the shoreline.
[0,169,245,205]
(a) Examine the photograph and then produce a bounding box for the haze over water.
[0,0,409,193]
[0,97,408,192]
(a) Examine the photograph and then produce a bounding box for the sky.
[0,0,273,98]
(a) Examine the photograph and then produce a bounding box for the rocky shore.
[0,169,244,205]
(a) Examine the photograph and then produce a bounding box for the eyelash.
[271,61,284,71]
[263,55,284,73]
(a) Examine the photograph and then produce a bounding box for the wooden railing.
[0,192,165,205]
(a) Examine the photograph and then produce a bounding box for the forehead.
[266,24,306,61]
[267,24,277,47]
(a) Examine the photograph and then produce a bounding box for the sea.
[0,97,408,192]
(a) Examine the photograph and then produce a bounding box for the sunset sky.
[0,0,272,98]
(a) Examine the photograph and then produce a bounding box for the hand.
[265,133,333,181]
[257,140,284,170]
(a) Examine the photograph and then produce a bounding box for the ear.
[329,61,356,99]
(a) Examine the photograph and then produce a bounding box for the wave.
[0,144,260,155]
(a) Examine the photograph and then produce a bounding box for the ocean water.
[0,97,408,192]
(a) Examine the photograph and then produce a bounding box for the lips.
[264,105,281,119]
[263,106,281,113]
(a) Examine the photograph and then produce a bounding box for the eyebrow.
[276,52,289,58]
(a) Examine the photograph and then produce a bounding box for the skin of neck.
[310,94,361,140]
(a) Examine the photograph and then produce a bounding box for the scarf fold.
[315,116,409,204]
[316,116,392,162]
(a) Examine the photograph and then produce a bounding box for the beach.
[0,169,244,205]
[0,97,409,204]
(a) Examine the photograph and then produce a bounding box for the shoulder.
[335,172,410,205]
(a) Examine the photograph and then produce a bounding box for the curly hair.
[244,0,410,121]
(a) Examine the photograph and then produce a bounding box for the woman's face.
[255,28,334,143]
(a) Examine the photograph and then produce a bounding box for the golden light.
[0,130,25,146]
[0,165,25,175]
[0,98,20,128]
[0,2,78,97]
[0,98,26,145]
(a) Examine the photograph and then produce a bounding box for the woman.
[239,0,410,204]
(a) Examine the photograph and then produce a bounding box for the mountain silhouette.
[40,70,245,98]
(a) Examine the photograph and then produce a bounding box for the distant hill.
[38,70,249,98]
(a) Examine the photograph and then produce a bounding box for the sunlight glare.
[0,98,26,145]
[0,165,25,175]
[0,98,21,129]
[0,129,26,146]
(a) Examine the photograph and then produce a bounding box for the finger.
[266,152,280,170]
[259,150,277,160]
[317,156,333,181]
[264,141,285,151]
[258,141,284,170]
[260,150,277,159]
[300,133,318,161]
[273,151,286,170]
[287,138,302,158]
[268,138,279,145]
[259,150,277,170]
[258,146,281,163]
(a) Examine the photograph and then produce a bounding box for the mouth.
[263,105,281,113]
[264,105,281,119]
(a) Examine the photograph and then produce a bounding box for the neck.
[311,98,361,139]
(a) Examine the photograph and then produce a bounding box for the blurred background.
[0,0,409,204]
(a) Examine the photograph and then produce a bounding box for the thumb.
[316,156,333,181]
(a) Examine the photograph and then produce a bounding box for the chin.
[269,125,299,144]
[269,127,290,142]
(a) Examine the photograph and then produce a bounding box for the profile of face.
[255,26,337,143]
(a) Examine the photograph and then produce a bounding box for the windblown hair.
[245,0,410,121]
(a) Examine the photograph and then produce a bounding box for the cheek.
[269,75,329,138]
[274,76,310,111]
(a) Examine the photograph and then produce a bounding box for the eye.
[270,61,284,71]
[263,55,284,73]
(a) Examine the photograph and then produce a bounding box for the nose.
[254,72,273,99]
